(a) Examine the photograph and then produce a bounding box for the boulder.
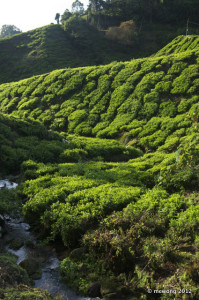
[9,238,24,250]
[24,239,35,248]
[19,258,42,280]
[69,247,85,260]
[103,293,118,299]
[88,282,101,298]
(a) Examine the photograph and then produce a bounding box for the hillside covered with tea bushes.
[0,36,199,299]
[1,38,199,151]
[0,24,135,84]
[154,35,199,57]
[0,112,139,175]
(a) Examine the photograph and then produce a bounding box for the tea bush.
[82,188,199,297]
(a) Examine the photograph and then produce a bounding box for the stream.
[0,179,90,300]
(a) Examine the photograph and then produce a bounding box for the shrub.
[68,109,88,132]
[60,148,88,162]
[105,20,137,45]
[158,100,177,117]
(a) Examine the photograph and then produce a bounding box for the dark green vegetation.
[0,24,135,84]
[1,0,199,86]
[0,113,64,174]
[0,252,57,299]
[0,34,199,299]
[86,0,199,62]
[87,0,199,28]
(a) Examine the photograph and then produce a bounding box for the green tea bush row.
[0,112,141,174]
[81,187,199,296]
[1,50,199,153]
[23,179,141,247]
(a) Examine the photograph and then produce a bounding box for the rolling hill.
[0,35,199,299]
[0,39,198,149]
[0,24,135,84]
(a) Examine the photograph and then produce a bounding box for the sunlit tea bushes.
[0,113,140,174]
[66,188,199,298]
[1,46,199,154]
[21,158,145,248]
[41,185,142,247]
[0,113,65,172]
[61,134,143,161]
[1,35,199,299]
[154,35,199,57]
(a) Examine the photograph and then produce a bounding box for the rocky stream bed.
[0,179,91,300]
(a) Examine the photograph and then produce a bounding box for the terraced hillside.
[0,112,139,175]
[154,35,199,57]
[0,43,199,150]
[0,24,134,84]
[0,36,199,299]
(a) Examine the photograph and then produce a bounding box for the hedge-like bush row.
[1,47,199,153]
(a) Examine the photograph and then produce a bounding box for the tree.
[72,0,84,15]
[88,0,106,28]
[55,13,60,24]
[61,9,72,23]
[64,14,86,37]
[88,0,105,13]
[0,25,22,38]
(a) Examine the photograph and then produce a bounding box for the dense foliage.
[0,24,134,84]
[1,39,199,149]
[0,113,64,173]
[154,35,199,57]
[0,34,199,299]
[0,112,138,175]
[0,252,57,299]
[87,0,199,27]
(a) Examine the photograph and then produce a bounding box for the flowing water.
[0,179,18,189]
[0,179,90,300]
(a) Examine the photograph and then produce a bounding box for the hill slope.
[0,45,199,152]
[0,112,140,175]
[154,35,199,57]
[0,37,199,299]
[0,24,135,84]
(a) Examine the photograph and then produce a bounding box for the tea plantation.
[0,24,135,84]
[0,35,199,299]
[154,35,199,57]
